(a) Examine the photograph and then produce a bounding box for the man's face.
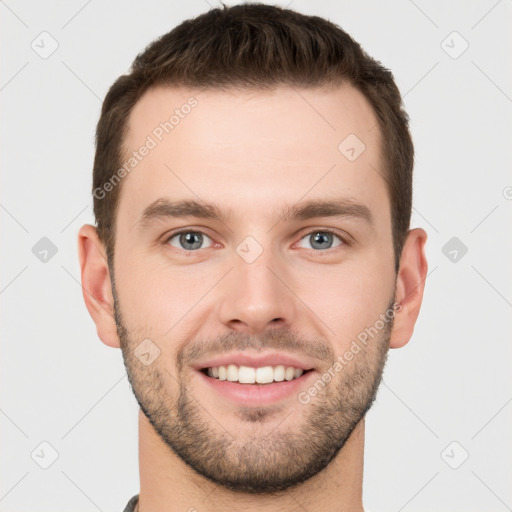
[112,84,397,493]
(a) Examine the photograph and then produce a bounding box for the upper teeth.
[206,365,304,384]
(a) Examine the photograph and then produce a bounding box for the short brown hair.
[93,3,413,270]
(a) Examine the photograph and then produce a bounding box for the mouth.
[192,351,319,405]
[195,363,317,406]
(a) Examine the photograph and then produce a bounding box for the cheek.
[294,256,394,351]
[115,248,216,340]
[114,251,172,331]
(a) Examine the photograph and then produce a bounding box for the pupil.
[312,232,331,250]
[181,232,202,249]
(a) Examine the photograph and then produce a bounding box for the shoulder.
[122,494,139,512]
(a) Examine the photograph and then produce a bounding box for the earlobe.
[389,228,428,349]
[77,224,120,348]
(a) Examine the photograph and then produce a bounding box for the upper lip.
[193,352,317,371]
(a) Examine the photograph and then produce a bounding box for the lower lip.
[196,370,316,406]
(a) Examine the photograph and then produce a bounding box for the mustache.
[176,328,335,372]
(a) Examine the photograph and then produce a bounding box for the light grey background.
[1,1,511,511]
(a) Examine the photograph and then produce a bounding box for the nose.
[216,245,297,335]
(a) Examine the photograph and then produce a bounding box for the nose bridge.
[217,237,296,333]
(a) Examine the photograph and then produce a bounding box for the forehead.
[118,84,387,229]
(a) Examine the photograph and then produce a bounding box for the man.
[78,3,428,511]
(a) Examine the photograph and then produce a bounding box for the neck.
[137,411,365,512]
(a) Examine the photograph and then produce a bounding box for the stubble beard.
[114,293,392,495]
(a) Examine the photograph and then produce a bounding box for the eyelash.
[163,228,350,253]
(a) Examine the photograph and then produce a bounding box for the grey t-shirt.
[123,494,139,512]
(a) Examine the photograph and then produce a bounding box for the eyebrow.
[138,197,373,228]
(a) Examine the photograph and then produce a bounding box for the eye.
[297,230,344,251]
[166,230,214,251]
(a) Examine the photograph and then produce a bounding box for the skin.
[78,84,427,512]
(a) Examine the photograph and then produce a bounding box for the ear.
[77,224,120,348]
[390,228,428,349]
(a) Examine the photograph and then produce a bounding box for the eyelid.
[293,229,350,250]
[294,227,352,246]
[163,228,217,249]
